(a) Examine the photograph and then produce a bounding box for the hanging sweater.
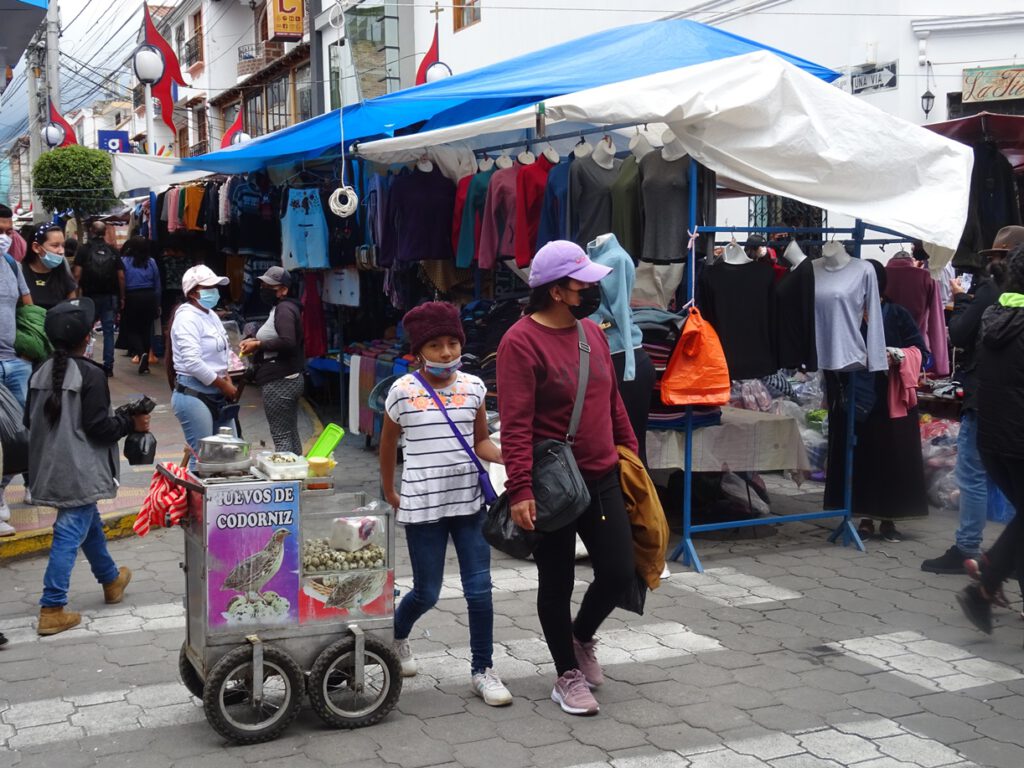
[699,259,777,380]
[497,317,637,506]
[380,166,456,265]
[588,235,643,381]
[639,152,690,264]
[884,256,950,376]
[812,258,887,372]
[610,155,642,260]
[570,154,622,247]
[477,165,520,268]
[537,160,572,249]
[513,155,555,266]
[455,168,495,268]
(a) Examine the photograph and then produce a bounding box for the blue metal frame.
[670,160,869,571]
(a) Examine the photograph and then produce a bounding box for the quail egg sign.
[205,480,301,630]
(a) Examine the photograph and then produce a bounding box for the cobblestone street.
[2,410,1023,767]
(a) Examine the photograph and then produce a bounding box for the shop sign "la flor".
[962,66,1024,104]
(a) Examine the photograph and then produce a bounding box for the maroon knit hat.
[402,302,465,355]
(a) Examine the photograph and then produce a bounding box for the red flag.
[143,2,188,135]
[415,22,439,86]
[220,110,244,148]
[48,102,78,147]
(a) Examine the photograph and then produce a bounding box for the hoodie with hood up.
[977,292,1024,457]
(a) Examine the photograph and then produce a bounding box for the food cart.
[166,448,401,744]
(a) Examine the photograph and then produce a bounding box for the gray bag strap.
[566,321,590,445]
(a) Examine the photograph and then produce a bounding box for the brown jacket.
[617,445,669,589]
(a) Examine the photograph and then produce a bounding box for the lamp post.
[920,89,935,119]
[133,45,165,155]
[424,61,453,83]
[42,122,65,149]
[231,131,252,145]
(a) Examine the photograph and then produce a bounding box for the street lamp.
[424,61,453,83]
[920,89,935,119]
[231,131,252,145]
[133,45,165,155]
[42,122,65,149]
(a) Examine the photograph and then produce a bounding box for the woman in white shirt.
[169,265,238,462]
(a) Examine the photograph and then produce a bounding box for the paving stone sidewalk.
[2,440,1023,766]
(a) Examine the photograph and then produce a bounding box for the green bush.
[32,145,118,219]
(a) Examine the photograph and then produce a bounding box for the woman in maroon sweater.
[497,240,638,717]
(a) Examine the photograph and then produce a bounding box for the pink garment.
[7,231,26,262]
[885,257,949,376]
[477,165,519,268]
[166,188,182,232]
[888,346,922,418]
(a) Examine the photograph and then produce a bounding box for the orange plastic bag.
[660,306,731,406]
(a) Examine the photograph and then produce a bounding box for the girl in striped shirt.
[380,302,511,707]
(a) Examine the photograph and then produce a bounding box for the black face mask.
[260,287,280,305]
[568,286,602,319]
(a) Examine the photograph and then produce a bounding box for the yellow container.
[308,456,336,477]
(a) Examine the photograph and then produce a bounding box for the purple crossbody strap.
[411,371,488,476]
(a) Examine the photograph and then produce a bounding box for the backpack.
[86,243,119,289]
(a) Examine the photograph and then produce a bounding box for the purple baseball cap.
[527,240,612,288]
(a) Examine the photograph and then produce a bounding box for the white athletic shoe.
[472,668,513,706]
[0,520,16,537]
[393,638,417,677]
[0,503,10,522]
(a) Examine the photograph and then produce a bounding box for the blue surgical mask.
[423,356,461,378]
[197,288,220,309]
[41,251,65,269]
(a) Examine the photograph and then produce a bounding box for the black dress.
[824,301,929,522]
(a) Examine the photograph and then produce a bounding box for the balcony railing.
[132,83,162,114]
[188,139,209,158]
[237,41,285,77]
[184,34,204,67]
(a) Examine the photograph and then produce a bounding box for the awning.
[111,154,214,196]
[925,111,1024,171]
[182,18,838,175]
[0,0,47,73]
[357,51,973,251]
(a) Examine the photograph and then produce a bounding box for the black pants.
[532,470,635,676]
[979,451,1024,595]
[611,347,656,466]
[120,289,159,358]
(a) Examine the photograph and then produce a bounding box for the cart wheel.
[179,642,205,700]
[307,635,402,729]
[202,643,304,744]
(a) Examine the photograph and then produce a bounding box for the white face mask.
[0,234,10,254]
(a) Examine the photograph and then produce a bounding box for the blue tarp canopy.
[183,18,838,174]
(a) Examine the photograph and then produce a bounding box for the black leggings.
[979,451,1024,595]
[532,470,635,676]
[611,347,656,466]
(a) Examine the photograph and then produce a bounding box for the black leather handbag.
[531,322,592,533]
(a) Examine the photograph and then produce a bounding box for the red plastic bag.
[661,307,731,407]
[134,463,189,536]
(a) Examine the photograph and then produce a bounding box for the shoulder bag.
[411,371,498,505]
[529,321,592,533]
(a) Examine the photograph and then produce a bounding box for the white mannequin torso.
[573,141,593,159]
[628,132,654,160]
[517,149,536,165]
[821,241,852,270]
[478,156,495,172]
[542,145,560,164]
[782,240,806,267]
[722,242,753,265]
[495,152,513,169]
[591,137,616,170]
[416,158,434,173]
[660,129,687,162]
[592,233,613,249]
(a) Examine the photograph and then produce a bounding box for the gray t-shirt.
[0,257,32,361]
[812,257,887,372]
[570,154,622,247]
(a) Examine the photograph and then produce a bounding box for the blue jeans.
[41,503,120,607]
[0,357,32,498]
[394,509,493,674]
[91,294,118,372]
[171,382,237,468]
[955,411,988,556]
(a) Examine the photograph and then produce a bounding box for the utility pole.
[45,0,62,111]
[26,36,45,222]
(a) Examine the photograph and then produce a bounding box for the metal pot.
[195,427,252,475]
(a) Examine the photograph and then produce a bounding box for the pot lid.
[200,427,249,448]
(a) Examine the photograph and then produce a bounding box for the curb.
[0,399,327,564]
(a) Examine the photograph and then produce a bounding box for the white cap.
[182,265,229,296]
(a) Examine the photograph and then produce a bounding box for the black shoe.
[104,366,114,378]
[956,584,993,634]
[0,631,7,647]
[138,360,150,375]
[879,523,902,543]
[922,545,968,574]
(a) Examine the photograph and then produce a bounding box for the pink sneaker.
[551,669,599,716]
[573,636,603,688]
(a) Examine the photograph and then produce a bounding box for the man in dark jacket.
[922,226,1024,574]
[957,246,1024,633]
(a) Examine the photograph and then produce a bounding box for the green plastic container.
[307,423,345,458]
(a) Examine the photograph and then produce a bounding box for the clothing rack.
[469,122,639,156]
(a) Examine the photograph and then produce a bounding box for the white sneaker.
[574,534,589,561]
[471,668,512,707]
[0,503,9,522]
[0,521,16,537]
[22,488,31,506]
[661,565,671,580]
[393,638,417,677]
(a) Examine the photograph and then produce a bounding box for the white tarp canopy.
[355,51,973,251]
[111,154,214,196]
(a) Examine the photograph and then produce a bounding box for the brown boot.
[38,606,82,636]
[103,566,132,604]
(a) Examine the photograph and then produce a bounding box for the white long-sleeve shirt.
[171,303,229,386]
[813,258,887,373]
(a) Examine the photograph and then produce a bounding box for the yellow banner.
[269,0,304,43]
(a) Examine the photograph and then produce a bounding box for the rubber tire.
[202,643,304,744]
[179,642,205,700]
[307,635,402,729]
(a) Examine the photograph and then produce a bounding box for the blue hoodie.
[588,234,643,381]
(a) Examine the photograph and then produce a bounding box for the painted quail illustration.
[325,570,387,611]
[222,529,290,599]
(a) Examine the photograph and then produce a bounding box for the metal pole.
[144,84,156,156]
[44,0,61,111]
[26,39,45,222]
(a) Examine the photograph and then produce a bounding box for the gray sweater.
[812,258,887,373]
[570,154,622,247]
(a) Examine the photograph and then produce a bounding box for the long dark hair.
[523,277,571,315]
[44,344,74,426]
[1004,244,1024,295]
[122,236,151,269]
